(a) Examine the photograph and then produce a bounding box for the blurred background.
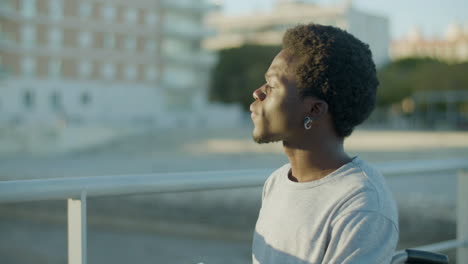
[0,0,467,263]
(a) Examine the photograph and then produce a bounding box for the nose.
[253,87,266,101]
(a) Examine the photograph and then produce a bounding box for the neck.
[283,137,351,183]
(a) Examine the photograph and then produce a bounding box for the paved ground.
[1,127,468,180]
[0,218,251,264]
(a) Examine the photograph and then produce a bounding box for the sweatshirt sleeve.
[322,210,399,264]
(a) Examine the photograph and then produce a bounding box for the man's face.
[250,50,305,144]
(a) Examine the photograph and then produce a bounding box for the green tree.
[210,45,281,111]
[212,50,468,110]
[377,58,468,106]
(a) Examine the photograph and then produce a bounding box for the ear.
[303,97,328,119]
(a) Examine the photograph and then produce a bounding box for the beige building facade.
[0,0,239,127]
[203,0,390,67]
[391,23,468,63]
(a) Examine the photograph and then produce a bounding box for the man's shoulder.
[334,157,387,193]
[332,157,398,225]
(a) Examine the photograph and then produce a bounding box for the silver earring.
[304,116,313,130]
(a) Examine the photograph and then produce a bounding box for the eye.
[264,84,273,93]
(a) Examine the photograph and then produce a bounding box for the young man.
[250,24,399,263]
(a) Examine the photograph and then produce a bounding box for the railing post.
[68,191,87,264]
[458,170,468,264]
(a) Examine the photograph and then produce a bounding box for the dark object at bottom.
[404,249,449,264]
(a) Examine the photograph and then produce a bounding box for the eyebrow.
[265,72,279,81]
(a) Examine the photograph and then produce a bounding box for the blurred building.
[391,23,468,63]
[203,0,390,67]
[0,0,240,127]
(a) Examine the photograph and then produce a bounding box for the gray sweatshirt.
[252,157,399,264]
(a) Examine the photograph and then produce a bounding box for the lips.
[250,104,258,118]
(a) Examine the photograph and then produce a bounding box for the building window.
[48,58,61,78]
[0,56,6,78]
[164,66,195,88]
[21,0,36,18]
[80,92,91,106]
[2,0,13,12]
[145,12,157,26]
[78,60,92,79]
[145,66,157,81]
[79,31,93,48]
[21,24,36,48]
[124,36,137,51]
[79,2,92,19]
[165,13,197,33]
[103,33,115,49]
[21,57,36,76]
[125,8,138,24]
[145,39,157,54]
[48,27,62,48]
[124,64,137,80]
[163,38,191,55]
[101,4,116,22]
[457,43,468,59]
[50,91,61,111]
[23,90,34,110]
[101,63,115,80]
[49,0,63,21]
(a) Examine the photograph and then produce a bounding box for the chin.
[252,130,282,144]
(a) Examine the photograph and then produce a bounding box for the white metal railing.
[0,158,467,263]
[391,239,468,263]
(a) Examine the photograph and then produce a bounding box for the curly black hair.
[282,24,378,138]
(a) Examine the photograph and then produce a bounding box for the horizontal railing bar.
[0,169,274,202]
[374,158,467,175]
[392,239,468,262]
[413,239,468,252]
[0,158,467,203]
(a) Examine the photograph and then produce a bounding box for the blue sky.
[221,0,468,40]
